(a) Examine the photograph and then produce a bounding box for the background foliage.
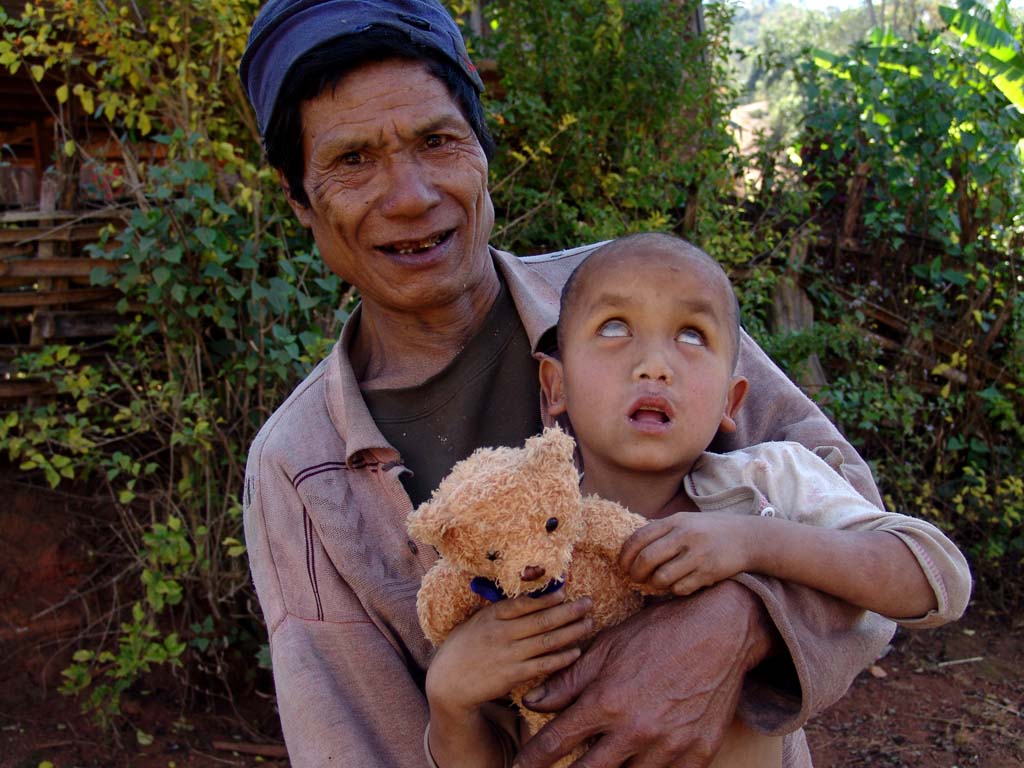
[730,0,1023,612]
[1,0,1022,734]
[469,0,737,250]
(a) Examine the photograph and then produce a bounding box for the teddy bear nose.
[521,565,546,581]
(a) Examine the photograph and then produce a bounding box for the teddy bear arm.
[417,562,486,646]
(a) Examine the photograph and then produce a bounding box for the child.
[423,232,971,768]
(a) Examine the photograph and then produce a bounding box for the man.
[238,2,894,766]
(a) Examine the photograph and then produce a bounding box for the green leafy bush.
[782,13,1024,605]
[1,0,348,726]
[470,0,738,252]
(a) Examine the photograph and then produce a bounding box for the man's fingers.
[621,734,717,768]
[562,735,634,768]
[513,700,601,768]
[522,639,608,712]
[618,522,670,572]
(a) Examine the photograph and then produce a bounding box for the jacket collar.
[323,247,561,466]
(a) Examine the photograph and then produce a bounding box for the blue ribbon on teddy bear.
[469,576,565,602]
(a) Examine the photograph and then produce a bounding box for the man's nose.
[380,157,441,218]
[632,342,673,383]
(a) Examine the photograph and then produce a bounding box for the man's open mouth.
[379,230,452,255]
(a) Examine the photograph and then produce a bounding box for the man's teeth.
[391,233,445,254]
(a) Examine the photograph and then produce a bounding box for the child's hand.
[618,512,752,596]
[425,589,593,718]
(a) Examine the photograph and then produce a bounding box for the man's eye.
[424,134,447,149]
[677,328,705,346]
[339,151,363,166]
[597,320,630,337]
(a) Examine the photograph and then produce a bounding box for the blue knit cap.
[239,0,485,137]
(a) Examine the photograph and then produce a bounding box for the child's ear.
[278,169,313,228]
[718,376,749,434]
[538,355,568,417]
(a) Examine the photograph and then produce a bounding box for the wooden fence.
[0,189,126,401]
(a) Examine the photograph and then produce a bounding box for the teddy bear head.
[407,427,584,600]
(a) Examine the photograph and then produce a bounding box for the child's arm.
[620,512,937,619]
[622,442,971,624]
[425,589,592,768]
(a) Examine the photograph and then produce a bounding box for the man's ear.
[538,355,568,417]
[718,376,749,434]
[278,169,313,228]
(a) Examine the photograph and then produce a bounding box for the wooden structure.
[0,193,125,401]
[0,0,126,401]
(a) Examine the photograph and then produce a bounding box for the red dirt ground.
[2,469,1022,768]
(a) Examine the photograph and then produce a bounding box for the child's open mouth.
[631,407,670,424]
[628,396,674,426]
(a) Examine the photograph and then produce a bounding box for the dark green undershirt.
[361,275,543,507]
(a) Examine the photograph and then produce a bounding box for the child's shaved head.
[558,233,742,368]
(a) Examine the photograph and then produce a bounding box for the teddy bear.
[407,426,781,768]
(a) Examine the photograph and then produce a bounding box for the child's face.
[541,242,748,481]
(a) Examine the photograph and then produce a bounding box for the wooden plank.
[0,257,120,278]
[0,275,100,288]
[0,287,120,309]
[0,276,33,289]
[33,311,121,339]
[0,245,33,259]
[0,223,107,245]
[0,208,128,224]
[0,379,56,399]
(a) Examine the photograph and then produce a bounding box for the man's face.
[542,243,747,482]
[287,59,495,315]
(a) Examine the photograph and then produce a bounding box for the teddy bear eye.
[545,517,559,533]
[486,550,499,561]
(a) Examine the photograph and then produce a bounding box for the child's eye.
[676,328,705,346]
[597,320,630,337]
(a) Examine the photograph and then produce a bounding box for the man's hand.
[513,581,775,768]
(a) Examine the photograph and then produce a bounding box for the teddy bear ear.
[526,426,576,466]
[407,500,446,547]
